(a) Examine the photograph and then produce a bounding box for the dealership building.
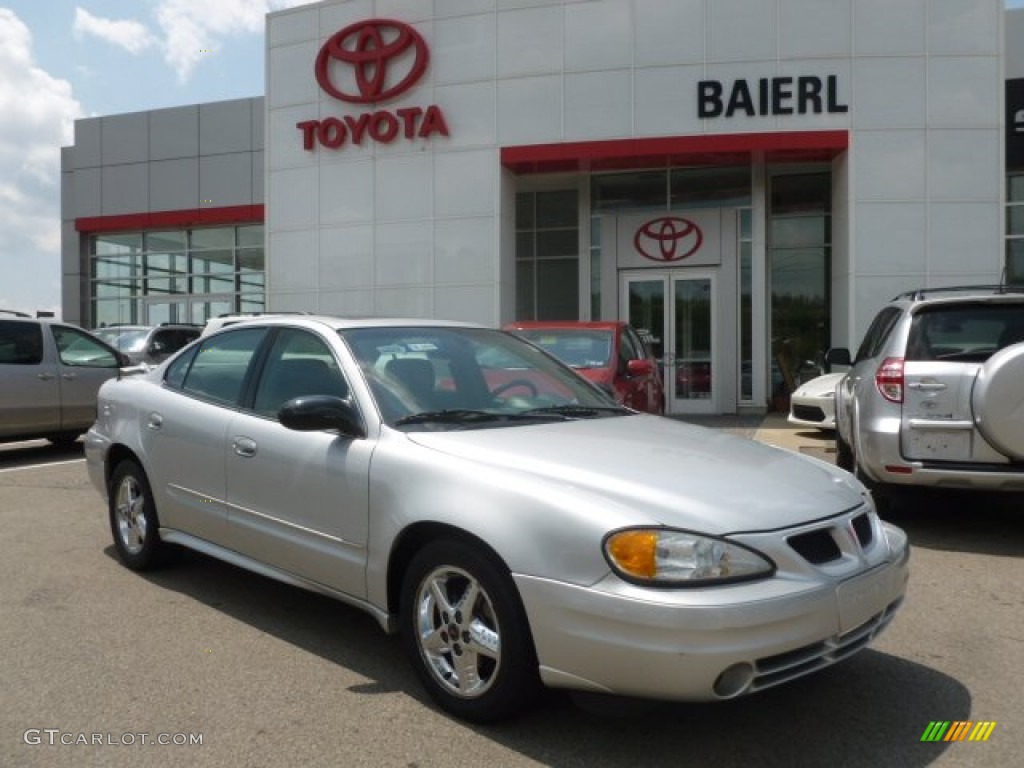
[61,0,1023,415]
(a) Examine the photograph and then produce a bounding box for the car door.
[141,326,268,546]
[48,325,123,431]
[0,320,59,438]
[224,327,373,596]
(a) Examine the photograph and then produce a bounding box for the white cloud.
[154,0,315,82]
[0,9,83,314]
[73,7,156,55]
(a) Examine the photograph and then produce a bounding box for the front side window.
[50,326,119,368]
[253,329,351,417]
[0,322,43,365]
[181,328,266,405]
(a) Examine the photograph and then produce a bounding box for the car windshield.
[93,329,149,353]
[512,329,613,369]
[339,326,629,430]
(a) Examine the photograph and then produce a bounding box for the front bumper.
[514,529,909,701]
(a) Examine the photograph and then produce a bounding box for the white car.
[788,372,845,430]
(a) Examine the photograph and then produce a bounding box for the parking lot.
[1,436,1021,768]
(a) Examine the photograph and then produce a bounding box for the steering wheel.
[491,379,539,398]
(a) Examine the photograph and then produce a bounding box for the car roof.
[504,321,624,331]
[891,284,1024,305]
[205,315,486,334]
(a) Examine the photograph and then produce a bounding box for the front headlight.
[603,528,775,586]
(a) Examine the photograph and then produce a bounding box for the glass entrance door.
[621,271,717,414]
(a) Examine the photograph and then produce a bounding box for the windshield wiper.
[520,404,630,419]
[393,408,576,427]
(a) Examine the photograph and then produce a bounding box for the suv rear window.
[0,321,43,365]
[906,303,1024,362]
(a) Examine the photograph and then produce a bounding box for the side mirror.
[626,358,654,377]
[824,347,852,371]
[278,395,366,438]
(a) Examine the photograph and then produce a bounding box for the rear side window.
[907,303,1024,362]
[855,307,902,363]
[181,328,266,405]
[0,321,43,365]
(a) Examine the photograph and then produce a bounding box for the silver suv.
[828,286,1024,508]
[91,324,201,367]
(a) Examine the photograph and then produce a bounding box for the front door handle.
[37,372,55,381]
[232,437,257,458]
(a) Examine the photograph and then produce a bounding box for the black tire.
[851,446,893,515]
[108,460,166,570]
[399,539,539,723]
[46,432,82,448]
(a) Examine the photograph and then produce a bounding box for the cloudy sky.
[0,0,319,318]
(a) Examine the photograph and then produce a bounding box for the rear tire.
[108,460,166,570]
[399,539,539,723]
[851,445,893,515]
[835,435,853,471]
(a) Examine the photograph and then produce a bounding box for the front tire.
[399,539,539,723]
[108,460,165,570]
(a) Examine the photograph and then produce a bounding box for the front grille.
[851,513,873,548]
[788,530,841,564]
[749,597,903,694]
[792,404,826,422]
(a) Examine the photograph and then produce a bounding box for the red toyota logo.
[634,217,703,262]
[315,19,429,104]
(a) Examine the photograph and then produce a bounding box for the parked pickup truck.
[0,311,131,446]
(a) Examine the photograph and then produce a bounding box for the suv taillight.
[875,357,904,403]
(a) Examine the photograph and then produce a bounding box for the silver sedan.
[85,316,909,722]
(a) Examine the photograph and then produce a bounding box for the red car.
[504,321,665,415]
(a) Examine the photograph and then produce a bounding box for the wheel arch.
[386,522,522,630]
[106,443,145,489]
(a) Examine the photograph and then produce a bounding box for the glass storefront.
[768,171,831,410]
[515,190,580,320]
[1007,173,1024,284]
[90,225,265,328]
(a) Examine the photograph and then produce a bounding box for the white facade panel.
[375,155,433,221]
[496,76,563,145]
[317,0,373,39]
[496,6,563,78]
[269,166,318,231]
[269,42,321,110]
[927,129,1001,201]
[150,106,200,161]
[564,70,632,139]
[101,164,148,215]
[268,6,317,48]
[634,66,705,137]
[268,230,317,292]
[927,57,1001,126]
[633,0,704,67]
[853,59,926,130]
[375,221,433,287]
[73,119,101,169]
[319,225,375,291]
[928,0,1000,55]
[779,0,852,60]
[927,202,1002,276]
[436,0,497,17]
[853,202,927,276]
[434,284,498,322]
[433,81,497,148]
[101,113,148,166]
[707,0,778,62]
[319,159,374,225]
[434,217,497,284]
[199,100,255,155]
[199,153,254,208]
[853,130,926,201]
[564,0,631,72]
[434,150,497,218]
[433,14,497,85]
[853,0,925,56]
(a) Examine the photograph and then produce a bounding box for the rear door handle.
[62,372,77,381]
[232,437,257,458]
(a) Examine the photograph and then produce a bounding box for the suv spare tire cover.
[972,342,1024,460]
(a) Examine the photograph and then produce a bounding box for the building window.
[769,171,831,409]
[1007,174,1024,285]
[90,225,264,327]
[515,190,579,320]
[738,208,753,402]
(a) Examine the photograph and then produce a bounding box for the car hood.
[402,414,865,534]
[793,372,846,398]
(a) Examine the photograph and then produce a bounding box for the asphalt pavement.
[1,433,1021,768]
